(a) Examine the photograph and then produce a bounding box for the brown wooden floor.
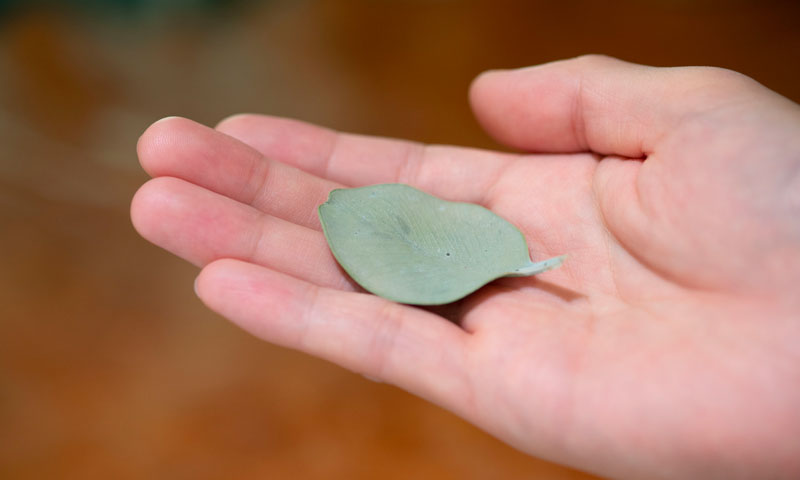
[1,1,799,478]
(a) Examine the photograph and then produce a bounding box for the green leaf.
[318,184,565,305]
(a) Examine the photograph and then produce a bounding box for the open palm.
[132,56,800,479]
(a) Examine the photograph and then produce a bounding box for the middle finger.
[137,116,339,230]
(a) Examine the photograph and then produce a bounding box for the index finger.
[215,114,517,204]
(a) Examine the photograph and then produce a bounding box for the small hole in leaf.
[445,252,450,256]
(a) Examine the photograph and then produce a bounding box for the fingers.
[468,54,752,157]
[137,116,339,230]
[131,177,355,291]
[195,258,471,411]
[216,114,516,204]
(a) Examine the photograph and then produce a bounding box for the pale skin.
[131,56,800,479]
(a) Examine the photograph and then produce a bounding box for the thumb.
[468,54,759,158]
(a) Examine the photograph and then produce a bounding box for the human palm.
[132,56,800,479]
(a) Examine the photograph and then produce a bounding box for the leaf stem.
[506,255,567,277]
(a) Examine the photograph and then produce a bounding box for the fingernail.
[361,374,382,383]
[153,115,182,124]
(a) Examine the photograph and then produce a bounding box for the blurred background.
[1,0,798,478]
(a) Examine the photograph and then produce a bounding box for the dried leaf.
[319,184,565,305]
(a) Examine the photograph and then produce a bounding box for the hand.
[131,55,800,479]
